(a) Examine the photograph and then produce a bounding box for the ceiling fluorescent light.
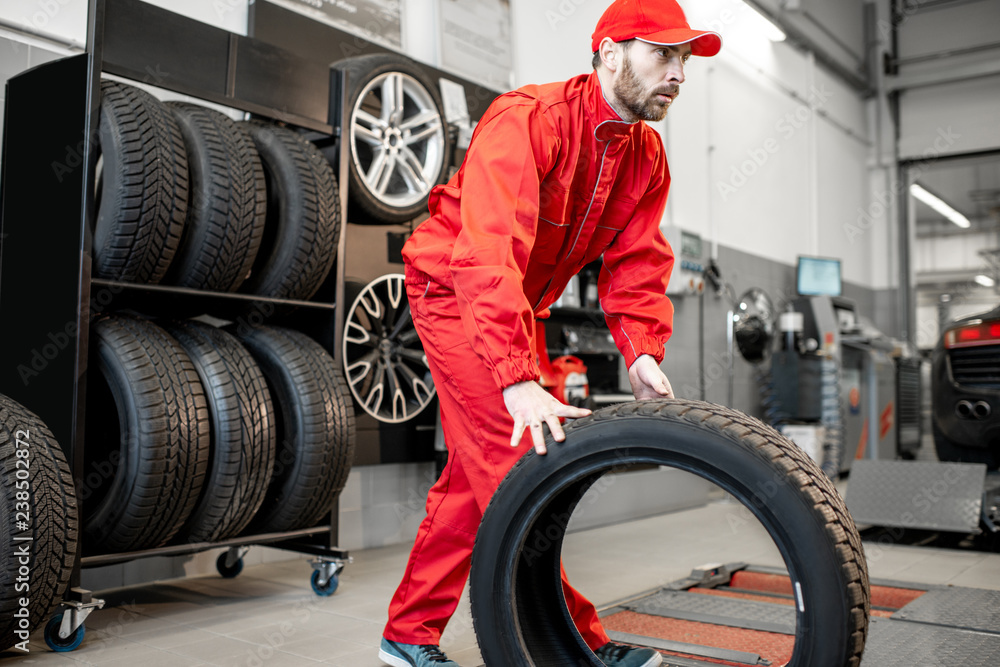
[975,274,995,287]
[910,183,971,228]
[741,1,787,42]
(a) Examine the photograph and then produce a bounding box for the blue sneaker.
[379,638,460,667]
[594,641,662,667]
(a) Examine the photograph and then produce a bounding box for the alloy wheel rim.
[350,72,446,209]
[343,274,436,423]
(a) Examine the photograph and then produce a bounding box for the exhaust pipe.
[974,401,992,420]
[956,400,974,419]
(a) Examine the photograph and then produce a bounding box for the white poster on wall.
[265,0,403,49]
[439,0,512,91]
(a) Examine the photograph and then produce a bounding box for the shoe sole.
[378,648,415,667]
[641,653,663,667]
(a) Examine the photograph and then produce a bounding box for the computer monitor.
[797,256,842,297]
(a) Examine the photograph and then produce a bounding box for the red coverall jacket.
[402,69,675,389]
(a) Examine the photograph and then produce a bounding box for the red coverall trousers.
[383,273,610,650]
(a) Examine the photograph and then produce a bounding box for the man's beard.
[613,55,676,122]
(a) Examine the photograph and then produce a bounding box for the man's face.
[612,41,690,122]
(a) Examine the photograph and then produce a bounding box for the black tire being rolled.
[232,326,355,533]
[84,315,210,552]
[333,54,451,223]
[93,80,188,283]
[163,103,267,292]
[239,122,339,301]
[0,395,78,652]
[165,321,276,543]
[470,399,870,667]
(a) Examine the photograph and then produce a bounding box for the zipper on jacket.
[534,119,627,312]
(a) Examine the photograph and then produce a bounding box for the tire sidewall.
[83,326,143,539]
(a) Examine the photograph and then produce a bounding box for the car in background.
[931,304,1000,469]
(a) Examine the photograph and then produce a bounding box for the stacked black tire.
[1,395,78,652]
[85,315,355,552]
[82,80,355,552]
[93,80,339,302]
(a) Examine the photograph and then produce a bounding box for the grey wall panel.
[663,245,882,420]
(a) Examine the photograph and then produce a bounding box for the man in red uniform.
[379,1,721,666]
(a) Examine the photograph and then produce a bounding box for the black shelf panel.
[90,278,339,319]
[103,0,333,134]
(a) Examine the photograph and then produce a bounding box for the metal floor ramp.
[862,616,1000,667]
[602,566,1000,667]
[473,567,1000,665]
[844,460,989,533]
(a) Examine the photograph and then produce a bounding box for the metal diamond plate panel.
[628,590,796,635]
[892,587,1000,634]
[844,460,986,532]
[861,617,1000,667]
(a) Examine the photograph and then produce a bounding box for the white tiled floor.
[4,494,1000,665]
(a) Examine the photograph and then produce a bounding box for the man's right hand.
[502,381,592,455]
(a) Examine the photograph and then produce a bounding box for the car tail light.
[945,321,1000,348]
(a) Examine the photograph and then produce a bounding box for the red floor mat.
[729,571,794,596]
[602,610,795,667]
[870,584,925,610]
[728,570,925,611]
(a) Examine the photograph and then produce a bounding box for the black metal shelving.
[0,0,507,642]
[0,0,355,617]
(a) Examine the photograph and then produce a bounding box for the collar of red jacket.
[586,70,640,142]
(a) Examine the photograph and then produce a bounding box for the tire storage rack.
[0,0,440,652]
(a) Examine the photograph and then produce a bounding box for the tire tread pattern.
[241,122,339,301]
[164,103,267,292]
[166,321,276,543]
[234,326,355,533]
[85,315,210,552]
[0,396,78,651]
[94,80,188,283]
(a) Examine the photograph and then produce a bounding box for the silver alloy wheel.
[343,274,436,423]
[350,71,446,210]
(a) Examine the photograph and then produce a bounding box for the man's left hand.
[628,354,674,400]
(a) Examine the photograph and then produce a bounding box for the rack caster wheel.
[216,552,245,579]
[44,613,85,652]
[310,569,339,596]
[309,556,348,596]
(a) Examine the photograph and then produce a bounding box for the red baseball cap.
[591,0,722,57]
